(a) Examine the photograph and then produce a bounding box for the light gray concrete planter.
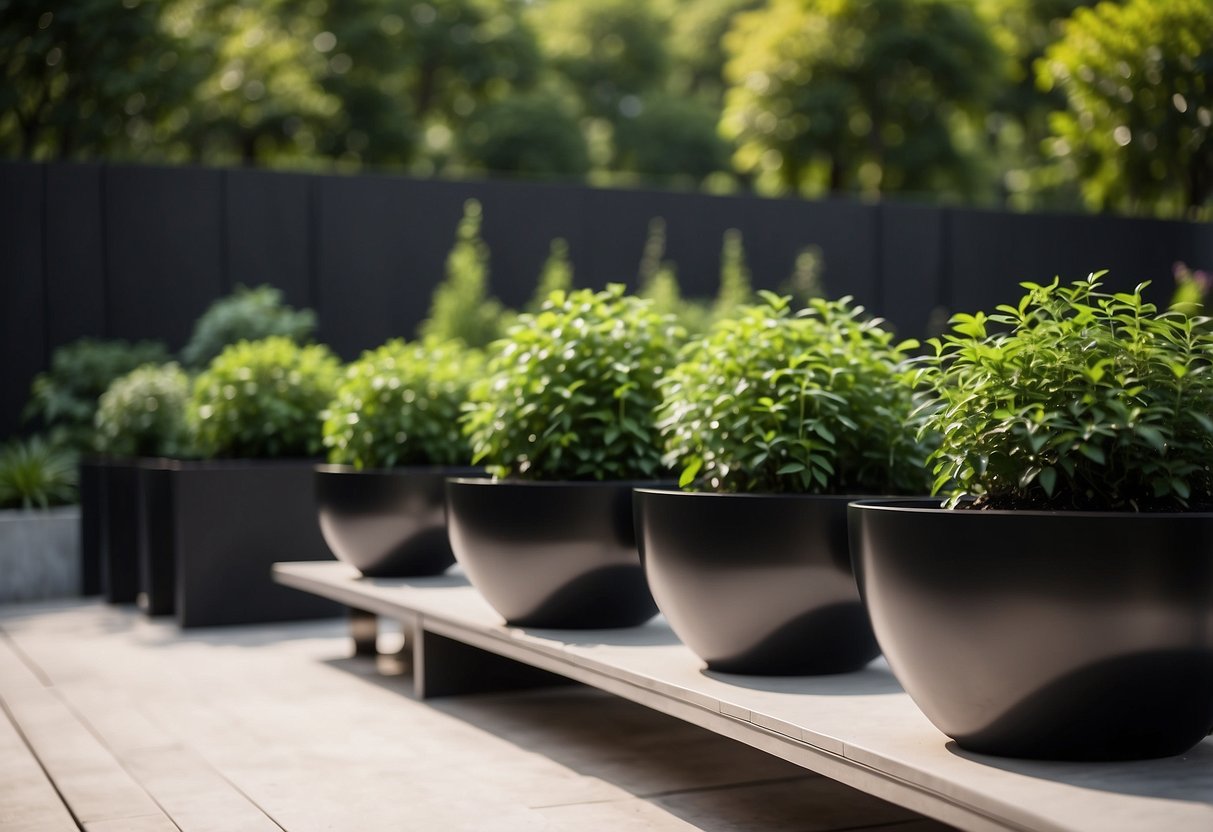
[0,506,81,603]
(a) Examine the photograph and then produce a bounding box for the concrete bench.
[272,560,1213,832]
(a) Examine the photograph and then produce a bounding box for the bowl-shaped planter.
[849,499,1213,761]
[316,464,484,577]
[637,489,879,674]
[446,478,659,628]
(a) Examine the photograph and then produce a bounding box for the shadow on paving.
[322,653,944,832]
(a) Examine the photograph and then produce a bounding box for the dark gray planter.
[78,457,105,596]
[446,478,660,629]
[137,459,179,616]
[636,489,879,675]
[848,498,1213,761]
[99,459,141,604]
[171,460,341,628]
[315,464,483,577]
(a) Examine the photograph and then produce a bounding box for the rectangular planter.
[78,458,104,596]
[137,460,178,616]
[0,506,81,602]
[99,459,141,604]
[171,460,341,628]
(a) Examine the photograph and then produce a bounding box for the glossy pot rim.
[448,477,673,488]
[636,488,889,502]
[850,496,1213,520]
[316,463,484,476]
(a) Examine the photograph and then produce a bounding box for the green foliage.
[95,363,193,459]
[1038,0,1213,215]
[0,0,196,161]
[1170,262,1210,316]
[713,228,752,319]
[164,0,341,166]
[418,200,507,349]
[920,274,1213,511]
[0,437,77,510]
[189,336,341,459]
[458,89,589,178]
[667,0,764,102]
[612,93,730,182]
[659,293,930,494]
[322,338,483,469]
[722,0,1002,197]
[782,246,828,306]
[535,0,670,119]
[636,218,713,335]
[181,284,316,369]
[527,238,575,312]
[464,285,684,480]
[25,338,170,452]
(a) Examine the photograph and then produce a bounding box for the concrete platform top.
[274,560,1213,832]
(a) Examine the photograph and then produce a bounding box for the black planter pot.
[171,460,341,628]
[637,490,880,675]
[446,478,660,628]
[137,459,179,616]
[315,464,484,577]
[98,458,141,604]
[848,499,1213,761]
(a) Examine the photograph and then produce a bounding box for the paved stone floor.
[0,599,952,831]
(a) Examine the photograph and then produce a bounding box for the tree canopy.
[1038,0,1213,215]
[1,0,1208,217]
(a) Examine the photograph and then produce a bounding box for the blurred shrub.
[181,284,316,369]
[0,437,78,510]
[94,363,192,458]
[418,199,507,349]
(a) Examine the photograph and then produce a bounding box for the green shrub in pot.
[921,272,1213,510]
[849,273,1213,759]
[94,363,192,459]
[450,284,684,628]
[463,284,684,480]
[0,437,78,510]
[322,338,483,470]
[639,291,931,674]
[658,291,932,495]
[25,338,169,452]
[189,337,341,459]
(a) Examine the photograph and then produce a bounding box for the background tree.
[1038,0,1213,216]
[721,0,1004,198]
[975,0,1097,209]
[533,0,670,120]
[0,0,195,160]
[457,89,589,178]
[667,0,764,104]
[311,0,420,167]
[612,93,730,185]
[166,0,339,166]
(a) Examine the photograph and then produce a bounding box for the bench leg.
[414,628,571,699]
[349,608,378,657]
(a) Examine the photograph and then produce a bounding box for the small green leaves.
[921,273,1213,511]
[463,285,682,481]
[95,362,192,458]
[657,294,933,495]
[322,338,482,469]
[190,337,341,459]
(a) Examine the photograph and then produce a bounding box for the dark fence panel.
[0,163,46,439]
[1,159,1211,440]
[879,203,946,339]
[45,163,106,349]
[104,165,225,350]
[946,209,1204,317]
[225,169,313,309]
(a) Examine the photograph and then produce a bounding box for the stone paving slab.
[0,599,949,832]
